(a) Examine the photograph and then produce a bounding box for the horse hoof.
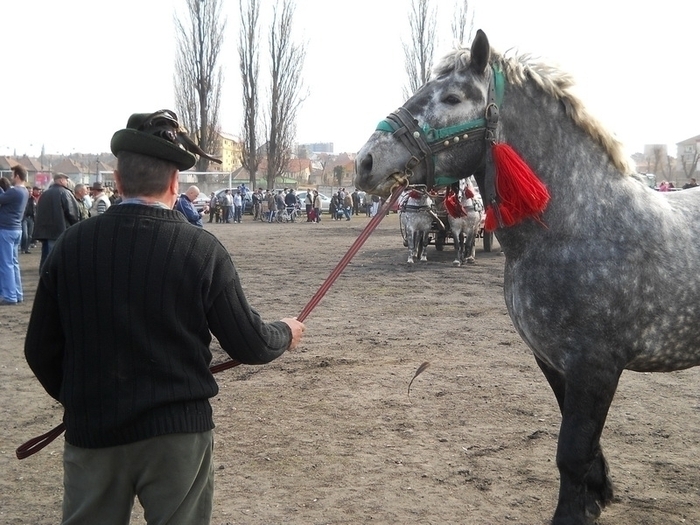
[466,257,476,264]
[407,259,414,264]
[452,260,461,266]
[420,256,428,262]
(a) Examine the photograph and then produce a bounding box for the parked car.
[295,190,332,212]
[214,188,254,214]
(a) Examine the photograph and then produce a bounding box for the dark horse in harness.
[355,29,700,525]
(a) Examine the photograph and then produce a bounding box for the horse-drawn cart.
[399,189,493,253]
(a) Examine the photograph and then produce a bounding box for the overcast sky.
[3,0,699,161]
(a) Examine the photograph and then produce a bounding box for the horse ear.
[470,29,490,74]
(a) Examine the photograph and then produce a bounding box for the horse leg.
[536,356,618,525]
[465,230,476,264]
[419,231,429,262]
[406,231,415,263]
[452,231,461,266]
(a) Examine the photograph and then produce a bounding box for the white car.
[295,190,332,212]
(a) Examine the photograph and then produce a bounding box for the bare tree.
[451,0,475,47]
[238,0,261,189]
[680,150,700,179]
[318,153,330,184]
[333,165,345,187]
[650,146,670,179]
[402,0,437,98]
[174,0,226,177]
[264,0,307,190]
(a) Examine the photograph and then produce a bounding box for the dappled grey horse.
[444,182,482,266]
[354,29,700,525]
[399,188,434,264]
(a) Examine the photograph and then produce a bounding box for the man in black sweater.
[24,109,305,525]
[32,172,81,269]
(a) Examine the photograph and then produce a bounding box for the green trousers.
[62,431,214,525]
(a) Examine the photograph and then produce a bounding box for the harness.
[402,204,432,212]
[375,63,505,191]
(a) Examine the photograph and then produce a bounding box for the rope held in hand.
[16,180,408,460]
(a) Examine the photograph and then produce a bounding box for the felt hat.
[53,172,69,181]
[90,181,104,191]
[110,110,197,171]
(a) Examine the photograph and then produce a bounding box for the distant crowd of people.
[0,168,122,304]
[0,167,389,305]
[197,186,381,224]
[657,178,699,191]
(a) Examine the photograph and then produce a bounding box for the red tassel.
[464,187,475,200]
[484,143,549,232]
[444,189,466,218]
[408,189,422,199]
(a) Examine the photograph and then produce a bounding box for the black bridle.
[375,64,504,192]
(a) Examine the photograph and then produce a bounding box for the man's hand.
[281,317,305,351]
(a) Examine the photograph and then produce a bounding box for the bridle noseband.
[375,64,504,190]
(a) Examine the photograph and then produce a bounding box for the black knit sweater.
[25,204,291,448]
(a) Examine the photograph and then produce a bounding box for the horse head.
[355,30,498,198]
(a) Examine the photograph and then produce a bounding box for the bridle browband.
[375,63,504,190]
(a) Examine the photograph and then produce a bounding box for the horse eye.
[443,94,461,105]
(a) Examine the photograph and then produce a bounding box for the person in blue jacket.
[175,185,203,226]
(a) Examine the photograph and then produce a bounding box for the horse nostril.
[357,154,373,177]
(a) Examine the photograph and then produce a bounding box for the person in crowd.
[24,108,305,525]
[232,190,243,223]
[175,185,204,227]
[351,189,360,216]
[343,190,353,221]
[74,184,91,221]
[221,189,233,223]
[284,188,298,222]
[206,192,217,223]
[0,165,29,304]
[109,187,122,205]
[275,189,286,219]
[266,190,276,222]
[370,194,381,217]
[89,181,111,216]
[32,172,81,270]
[312,189,322,223]
[330,192,339,220]
[251,187,263,222]
[21,186,39,254]
[304,189,314,222]
[683,178,698,189]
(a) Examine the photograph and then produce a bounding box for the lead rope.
[16,179,409,460]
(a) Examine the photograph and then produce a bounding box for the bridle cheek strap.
[383,107,436,187]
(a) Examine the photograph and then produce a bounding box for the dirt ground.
[2,212,700,525]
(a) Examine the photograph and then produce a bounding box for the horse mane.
[434,48,635,175]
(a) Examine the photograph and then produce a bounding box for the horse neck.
[499,81,616,190]
[491,80,630,249]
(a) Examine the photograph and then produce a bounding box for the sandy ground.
[2,212,700,525]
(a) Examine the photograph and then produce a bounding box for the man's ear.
[170,170,180,196]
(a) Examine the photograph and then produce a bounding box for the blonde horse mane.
[435,48,634,175]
